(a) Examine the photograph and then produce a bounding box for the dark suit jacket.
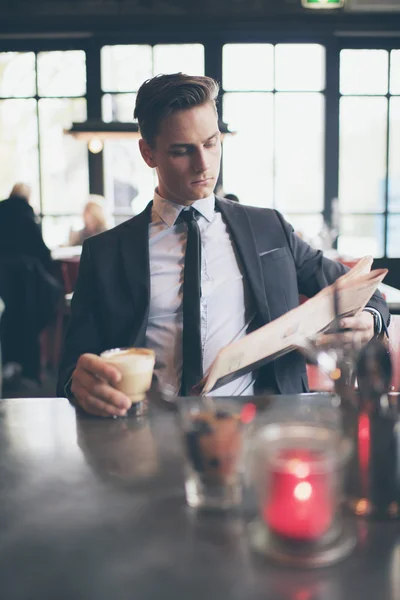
[57,197,390,397]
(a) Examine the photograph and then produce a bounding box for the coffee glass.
[177,396,245,510]
[100,347,155,414]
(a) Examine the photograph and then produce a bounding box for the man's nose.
[192,149,209,173]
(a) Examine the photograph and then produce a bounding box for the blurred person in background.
[0,183,61,384]
[0,182,53,273]
[68,195,108,246]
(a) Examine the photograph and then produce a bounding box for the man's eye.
[205,139,218,148]
[170,149,189,156]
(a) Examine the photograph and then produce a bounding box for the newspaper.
[200,256,387,394]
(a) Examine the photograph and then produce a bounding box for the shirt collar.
[153,189,215,227]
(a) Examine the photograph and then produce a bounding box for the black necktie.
[179,208,203,396]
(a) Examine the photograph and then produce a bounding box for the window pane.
[0,99,39,210]
[37,51,86,97]
[39,98,89,215]
[222,93,274,208]
[390,50,400,95]
[389,98,400,212]
[388,215,400,257]
[338,215,384,258]
[103,140,155,218]
[42,215,83,249]
[102,93,136,122]
[340,50,388,95]
[101,45,152,92]
[284,214,324,247]
[339,97,387,213]
[275,44,325,92]
[0,52,36,97]
[153,44,204,76]
[275,93,324,212]
[223,44,274,91]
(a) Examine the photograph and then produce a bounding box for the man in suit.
[57,73,389,417]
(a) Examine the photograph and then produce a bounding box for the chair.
[388,314,400,391]
[47,257,80,370]
[0,256,62,382]
[59,258,80,295]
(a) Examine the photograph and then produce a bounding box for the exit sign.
[302,0,345,8]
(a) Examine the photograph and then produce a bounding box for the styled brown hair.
[134,73,219,147]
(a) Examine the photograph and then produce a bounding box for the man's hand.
[314,311,375,348]
[71,353,132,417]
[338,311,375,345]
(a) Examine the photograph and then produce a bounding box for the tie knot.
[179,207,198,224]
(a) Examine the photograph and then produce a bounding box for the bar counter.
[0,396,399,600]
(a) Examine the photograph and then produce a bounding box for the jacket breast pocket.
[259,246,299,315]
[259,247,289,260]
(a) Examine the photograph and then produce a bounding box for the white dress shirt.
[145,191,255,397]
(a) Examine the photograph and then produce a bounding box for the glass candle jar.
[249,421,355,567]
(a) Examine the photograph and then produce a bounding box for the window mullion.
[324,40,340,230]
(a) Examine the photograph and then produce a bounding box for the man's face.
[139,102,221,206]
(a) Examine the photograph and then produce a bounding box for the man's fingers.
[82,394,128,417]
[339,317,355,330]
[340,317,370,331]
[71,354,132,417]
[319,331,356,346]
[77,353,122,385]
[73,368,130,410]
[72,382,128,417]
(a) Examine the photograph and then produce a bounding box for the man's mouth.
[191,177,213,185]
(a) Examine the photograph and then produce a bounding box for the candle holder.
[248,421,356,567]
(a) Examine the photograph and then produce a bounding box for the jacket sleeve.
[56,240,104,398]
[275,211,390,329]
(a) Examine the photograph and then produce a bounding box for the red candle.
[263,448,335,541]
[357,412,371,498]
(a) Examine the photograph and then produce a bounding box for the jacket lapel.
[216,197,271,325]
[120,202,152,346]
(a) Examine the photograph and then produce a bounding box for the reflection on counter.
[76,416,158,484]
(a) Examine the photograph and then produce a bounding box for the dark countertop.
[0,396,399,600]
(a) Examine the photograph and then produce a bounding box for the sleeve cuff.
[363,307,383,337]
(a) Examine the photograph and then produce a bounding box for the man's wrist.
[363,307,383,337]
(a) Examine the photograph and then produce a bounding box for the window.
[338,48,400,258]
[2,38,397,263]
[101,44,205,221]
[0,53,39,206]
[0,50,88,248]
[222,43,325,243]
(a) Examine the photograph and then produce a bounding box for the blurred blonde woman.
[69,195,108,246]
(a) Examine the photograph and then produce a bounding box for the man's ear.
[139,138,157,168]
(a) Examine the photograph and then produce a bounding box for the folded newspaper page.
[201,257,387,394]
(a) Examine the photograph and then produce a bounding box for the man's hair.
[9,182,31,203]
[134,73,219,147]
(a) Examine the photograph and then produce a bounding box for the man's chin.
[189,184,215,200]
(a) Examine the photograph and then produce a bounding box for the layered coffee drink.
[100,347,155,405]
[185,411,243,485]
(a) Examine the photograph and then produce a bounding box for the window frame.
[1,33,400,259]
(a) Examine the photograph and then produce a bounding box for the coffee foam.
[101,348,155,373]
